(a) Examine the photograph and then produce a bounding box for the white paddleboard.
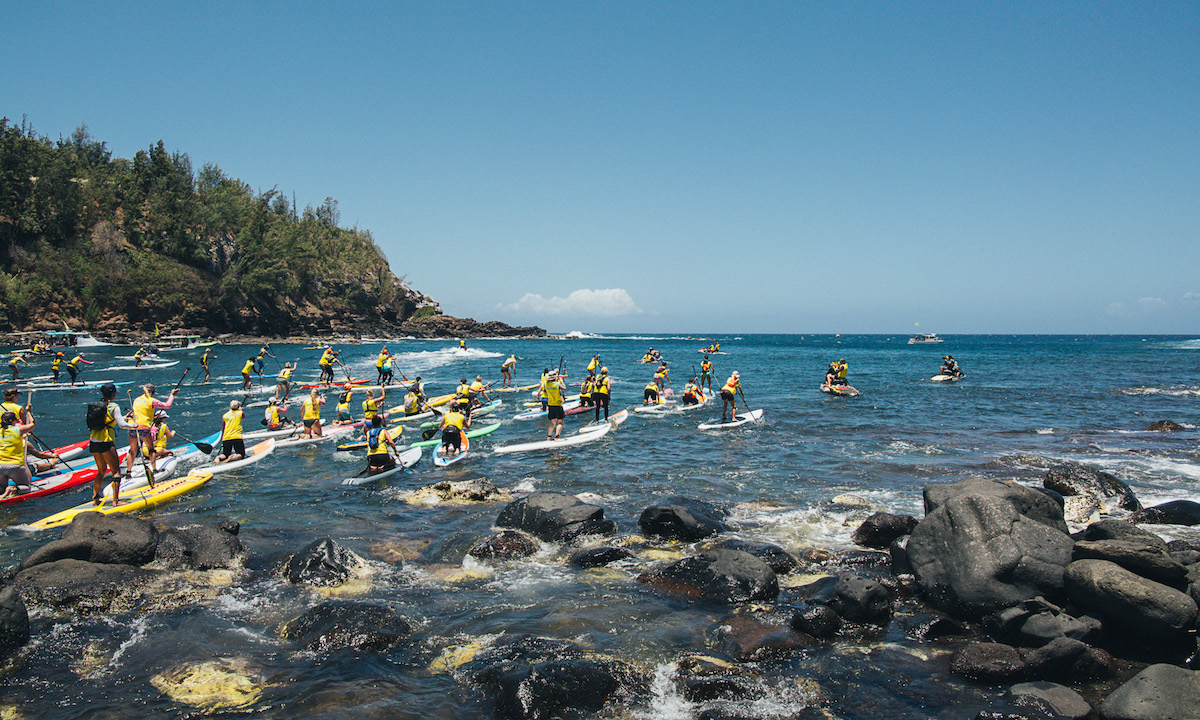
[579,409,630,434]
[196,438,276,475]
[698,408,764,430]
[495,423,612,454]
[341,447,422,485]
[433,435,469,467]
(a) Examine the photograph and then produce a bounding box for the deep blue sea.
[3,334,1199,718]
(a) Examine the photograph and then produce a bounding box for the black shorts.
[221,439,246,457]
[89,440,114,454]
[303,418,318,428]
[367,453,394,470]
[547,405,566,420]
[442,426,462,449]
[721,389,735,401]
[593,392,609,406]
[644,389,658,401]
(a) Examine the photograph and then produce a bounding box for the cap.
[600,367,608,374]
[100,383,117,396]
[154,410,168,419]
[230,400,241,409]
[732,371,740,378]
[268,398,277,405]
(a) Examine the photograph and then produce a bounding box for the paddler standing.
[381,354,395,386]
[240,356,256,391]
[50,353,64,384]
[89,383,134,505]
[216,400,246,463]
[700,355,714,393]
[7,354,30,382]
[375,347,389,385]
[200,347,215,383]
[317,347,336,384]
[255,344,275,374]
[300,388,324,438]
[720,371,747,423]
[500,354,516,388]
[133,346,146,368]
[593,367,611,422]
[275,362,294,401]
[542,369,567,441]
[126,383,178,477]
[66,353,91,386]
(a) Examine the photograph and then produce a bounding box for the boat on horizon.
[908,333,943,345]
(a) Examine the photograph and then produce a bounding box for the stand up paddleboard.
[820,384,860,397]
[698,408,764,430]
[341,447,422,485]
[493,423,612,455]
[931,374,964,382]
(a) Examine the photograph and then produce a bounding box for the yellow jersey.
[222,409,244,440]
[0,426,25,465]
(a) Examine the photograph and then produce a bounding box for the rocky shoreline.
[4,467,1200,718]
[0,313,546,347]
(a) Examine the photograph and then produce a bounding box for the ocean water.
[2,334,1200,718]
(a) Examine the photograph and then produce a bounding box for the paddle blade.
[195,442,214,454]
[421,427,438,441]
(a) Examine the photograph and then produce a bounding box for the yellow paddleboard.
[27,471,214,531]
[426,393,457,408]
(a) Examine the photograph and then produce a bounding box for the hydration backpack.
[85,401,109,431]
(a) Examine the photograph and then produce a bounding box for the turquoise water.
[2,334,1199,718]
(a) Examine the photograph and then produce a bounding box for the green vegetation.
[0,118,425,334]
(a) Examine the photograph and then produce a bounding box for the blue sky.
[4,2,1198,334]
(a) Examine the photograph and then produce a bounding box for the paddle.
[29,432,77,472]
[173,431,215,455]
[336,358,351,381]
[174,367,190,391]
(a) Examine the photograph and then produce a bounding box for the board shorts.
[0,464,30,489]
[500,365,510,374]
[303,418,318,428]
[721,389,735,401]
[683,395,698,405]
[644,389,658,402]
[128,428,152,441]
[442,426,462,450]
[367,453,395,470]
[221,439,246,457]
[547,405,566,420]
[89,440,114,454]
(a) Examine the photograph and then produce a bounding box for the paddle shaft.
[125,389,156,488]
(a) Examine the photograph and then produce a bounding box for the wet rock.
[429,478,506,502]
[1077,519,1169,550]
[800,573,893,625]
[950,642,1028,684]
[834,549,893,569]
[1064,559,1198,641]
[0,586,29,661]
[1062,495,1101,524]
[21,512,158,570]
[890,535,912,574]
[280,601,412,652]
[1146,420,1184,432]
[281,538,367,587]
[1073,539,1187,588]
[1128,500,1200,527]
[150,657,266,711]
[985,597,1103,647]
[924,478,1069,532]
[904,613,966,641]
[710,538,797,575]
[154,524,246,570]
[468,530,539,561]
[568,546,634,568]
[465,634,645,720]
[998,681,1092,720]
[1023,637,1115,684]
[716,616,806,661]
[1098,663,1200,720]
[790,602,843,639]
[852,511,919,549]
[637,549,778,604]
[496,492,618,543]
[909,481,1076,618]
[15,558,158,611]
[683,676,753,701]
[675,654,741,678]
[637,497,728,541]
[1044,463,1141,513]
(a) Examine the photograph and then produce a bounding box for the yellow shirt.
[376,352,387,368]
[241,359,254,374]
[0,426,25,466]
[543,379,564,407]
[278,367,292,381]
[222,410,244,440]
[366,427,389,456]
[594,376,610,394]
[133,394,155,428]
[89,402,118,443]
[362,398,379,419]
[154,423,169,452]
[302,397,321,420]
[722,376,740,394]
[1,401,25,423]
[443,411,466,431]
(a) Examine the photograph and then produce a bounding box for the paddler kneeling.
[363,415,398,475]
[403,386,427,417]
[682,377,703,406]
[438,401,471,458]
[264,398,296,431]
[643,379,660,406]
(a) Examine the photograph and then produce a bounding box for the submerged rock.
[993,681,1092,720]
[568,546,634,568]
[715,616,806,661]
[908,479,1075,618]
[1098,663,1200,720]
[638,497,728,541]
[0,586,29,661]
[637,549,778,604]
[407,478,509,505]
[464,634,646,720]
[496,492,618,543]
[280,601,412,652]
[281,538,367,587]
[150,657,267,711]
[15,558,159,612]
[709,538,797,575]
[950,642,1028,684]
[1145,420,1184,432]
[154,523,245,570]
[468,530,539,560]
[1043,463,1141,513]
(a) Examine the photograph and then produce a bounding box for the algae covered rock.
[281,538,368,587]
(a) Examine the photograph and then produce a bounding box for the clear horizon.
[4,3,1198,335]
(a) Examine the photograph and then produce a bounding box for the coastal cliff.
[0,118,541,340]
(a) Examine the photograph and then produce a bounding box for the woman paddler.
[126,383,178,477]
[8,354,30,382]
[216,400,246,463]
[66,353,92,386]
[300,388,324,438]
[592,367,611,422]
[720,371,747,423]
[240,356,256,390]
[0,410,37,501]
[437,401,470,458]
[89,383,134,505]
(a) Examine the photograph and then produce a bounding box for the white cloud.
[1137,297,1167,312]
[1183,292,1200,302]
[496,288,643,317]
